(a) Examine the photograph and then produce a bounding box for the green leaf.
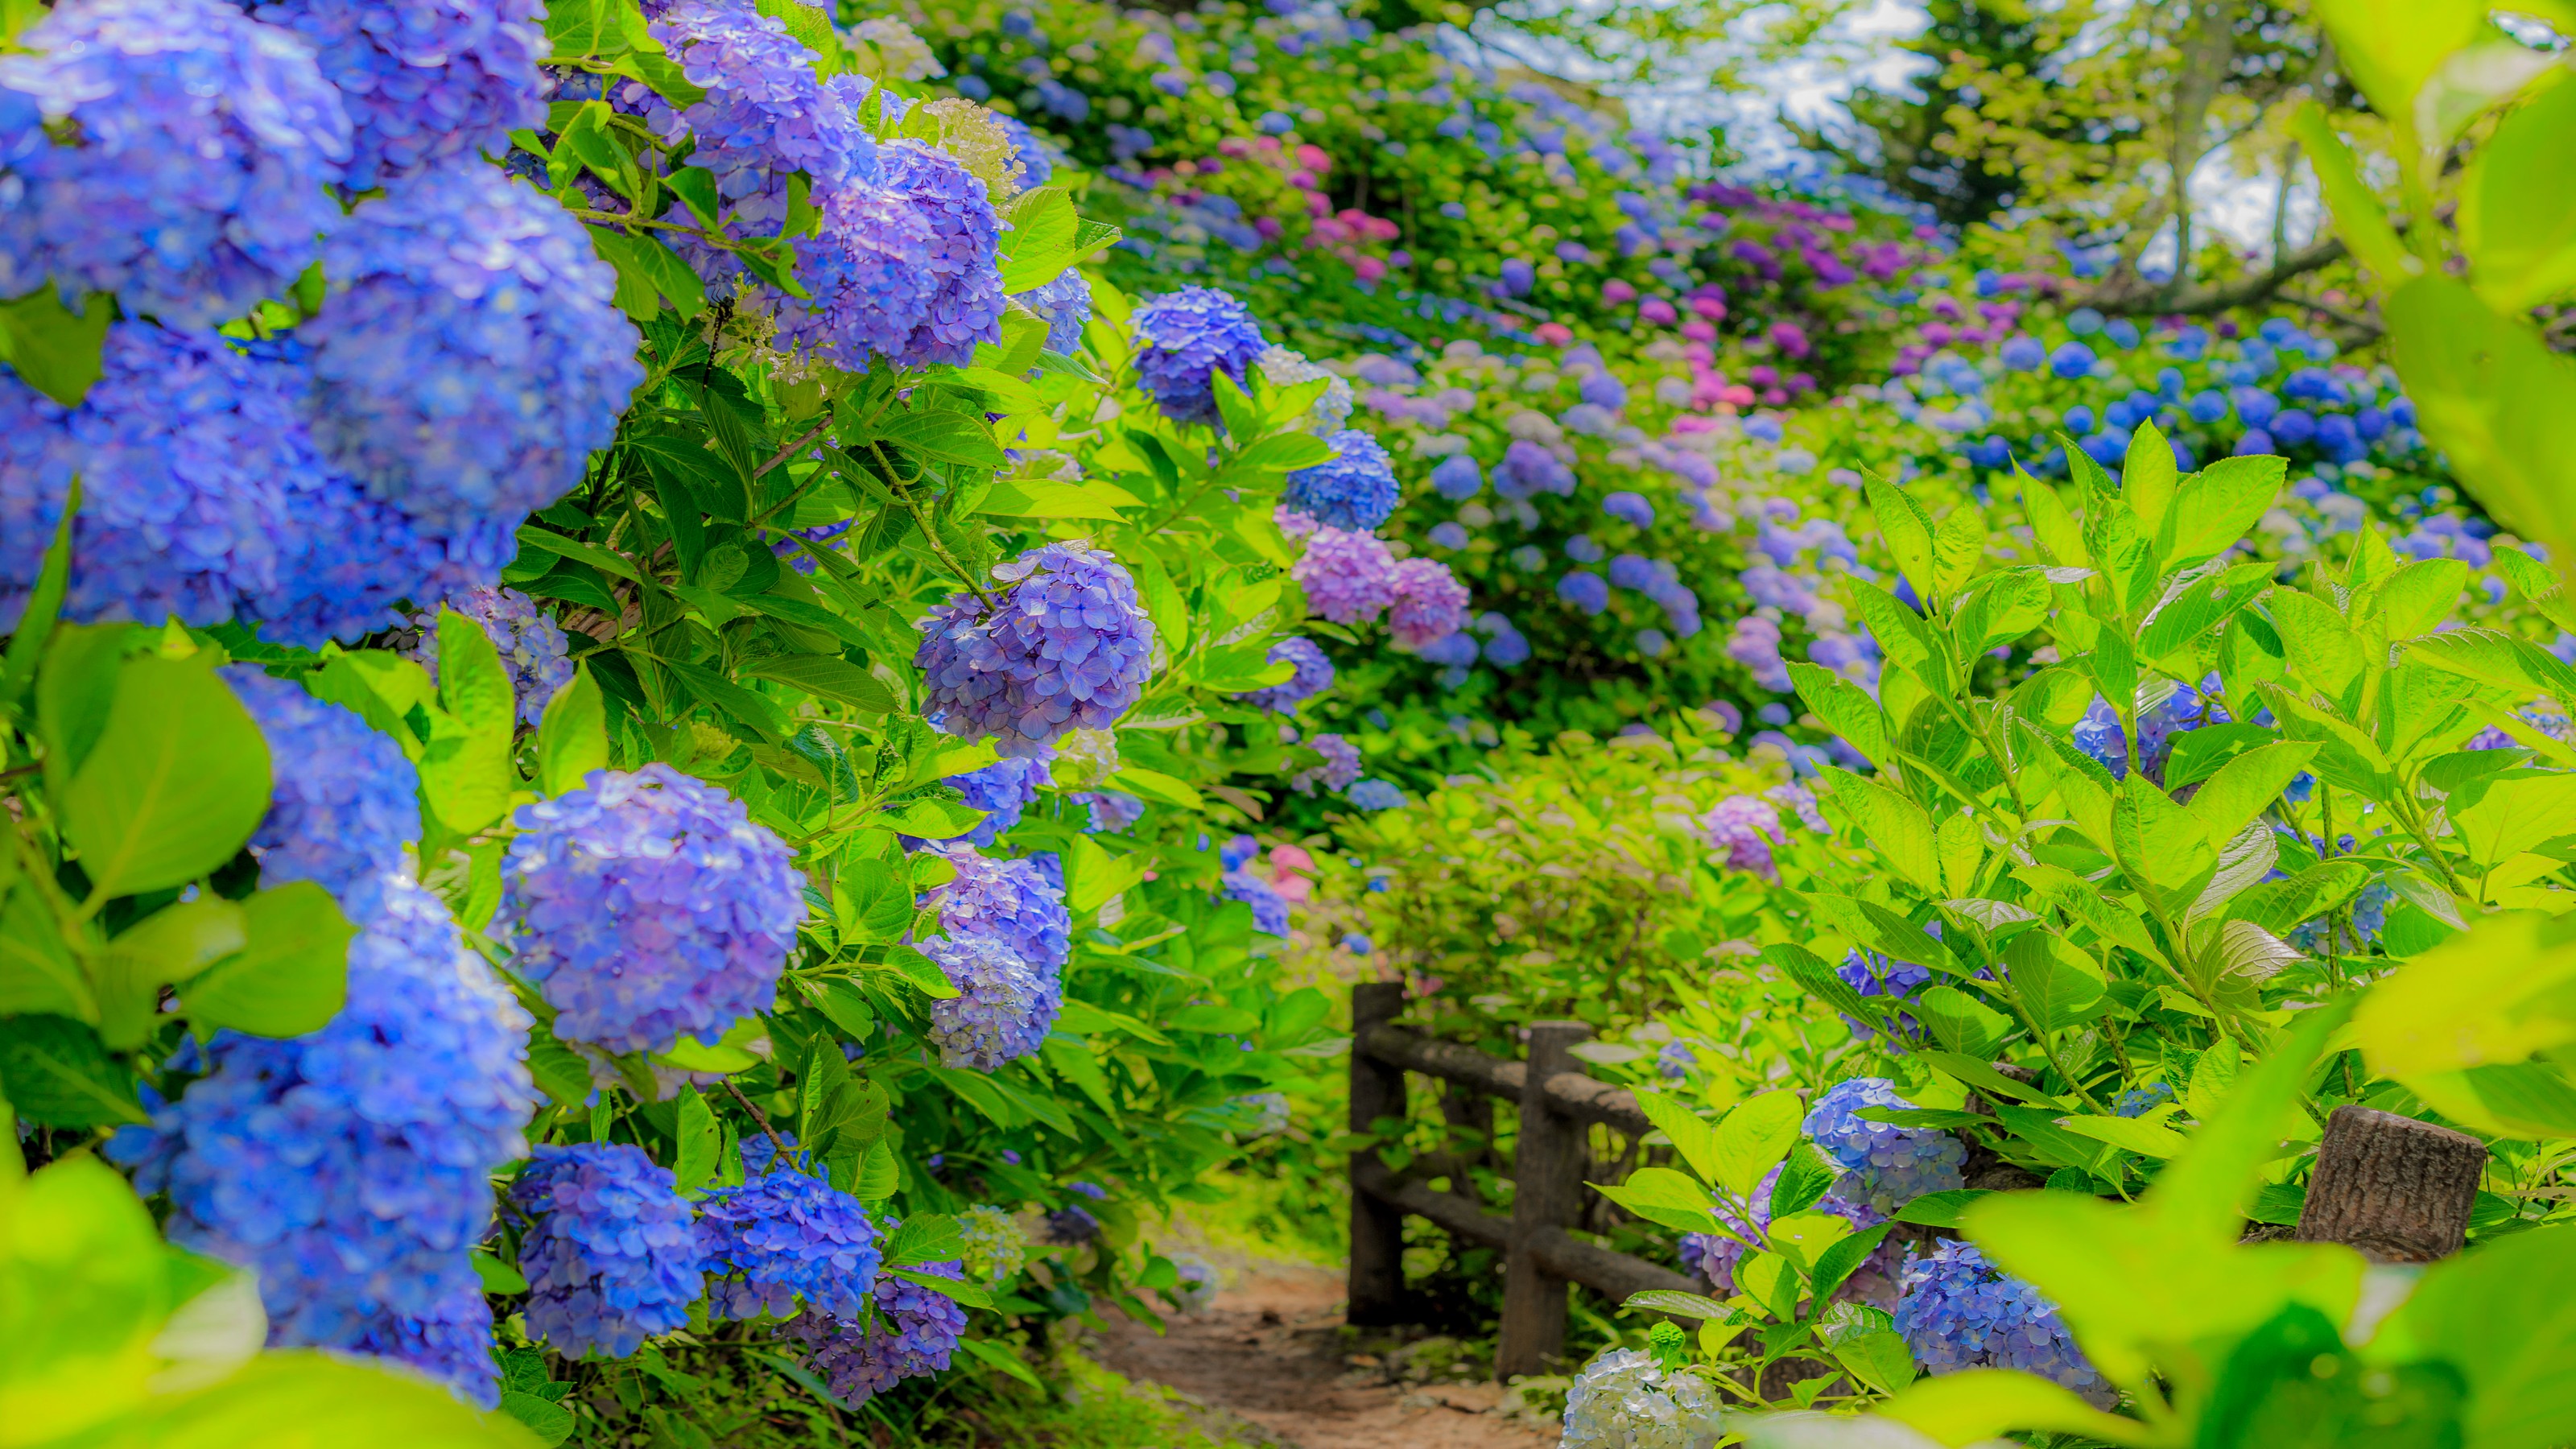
[2367,1224,2576,1449]
[0,1013,142,1126]
[1620,1289,1734,1320]
[1866,475,1940,605]
[0,881,89,1021]
[1788,663,1887,766]
[1712,1091,1805,1199]
[671,1086,723,1196]
[590,227,704,320]
[2450,770,2576,871]
[735,654,897,713]
[62,652,271,901]
[535,663,609,798]
[1831,1329,1920,1397]
[499,1389,576,1447]
[956,1337,1046,1391]
[663,659,790,743]
[997,186,1080,291]
[2161,456,2287,572]
[1914,985,2009,1057]
[418,608,517,835]
[1109,766,1202,811]
[2121,420,2179,531]
[2186,741,2322,852]
[0,286,111,407]
[2464,79,2576,312]
[1588,1166,1725,1236]
[1631,1086,1725,1187]
[178,882,355,1039]
[513,525,640,582]
[1814,768,1942,894]
[1878,1367,2156,1447]
[2388,275,2576,572]
[2111,773,2218,903]
[2055,1113,2189,1159]
[0,472,76,711]
[972,478,1137,521]
[1893,1189,1992,1228]
[1999,931,2105,1033]
[867,407,1006,470]
[2408,628,2576,715]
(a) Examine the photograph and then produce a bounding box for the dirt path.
[1090,1255,1560,1449]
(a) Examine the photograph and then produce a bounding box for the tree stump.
[2293,1106,2484,1263]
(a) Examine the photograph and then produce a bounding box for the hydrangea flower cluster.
[1803,1078,1967,1216]
[948,754,1053,848]
[501,764,807,1057]
[775,139,1008,369]
[225,667,420,919]
[1170,1256,1220,1312]
[1559,1348,1724,1449]
[1292,527,1401,624]
[510,1142,705,1360]
[0,0,352,328]
[308,159,642,531]
[2070,679,2228,783]
[1836,949,1935,1041]
[248,0,545,190]
[409,584,575,728]
[1389,557,1471,648]
[1042,1203,1101,1244]
[923,933,1062,1070]
[1222,870,1290,935]
[918,543,1157,758]
[113,875,536,1407]
[697,1144,883,1322]
[1015,267,1094,355]
[1656,1041,1698,1081]
[1347,779,1406,811]
[1245,636,1335,712]
[926,843,1072,976]
[1255,345,1355,429]
[1702,795,1783,881]
[956,1203,1029,1282]
[782,1261,969,1403]
[1291,733,1364,795]
[2291,880,2395,956]
[1282,429,1401,530]
[1894,1241,2111,1406]
[1131,286,1269,426]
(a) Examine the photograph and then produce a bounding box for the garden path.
[1092,1254,1558,1449]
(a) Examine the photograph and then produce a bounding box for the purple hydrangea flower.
[248,0,545,191]
[408,584,575,728]
[510,1142,705,1360]
[1603,491,1655,527]
[1838,948,1934,1041]
[1389,557,1469,648]
[501,765,807,1057]
[1494,439,1574,497]
[1282,428,1400,530]
[777,138,1005,369]
[948,754,1052,848]
[1292,733,1363,795]
[1014,267,1092,355]
[1728,613,1792,691]
[1656,1041,1697,1080]
[924,843,1071,978]
[1245,636,1335,712]
[1079,790,1145,833]
[0,0,351,328]
[923,933,1060,1071]
[1293,527,1399,625]
[2070,680,2228,783]
[1703,795,1783,880]
[1222,870,1290,934]
[1895,1240,2108,1404]
[306,160,642,531]
[780,1260,968,1402]
[1131,285,1269,426]
[113,875,536,1407]
[1429,453,1484,500]
[698,1144,884,1322]
[1042,1203,1100,1244]
[225,667,419,919]
[1803,1078,1967,1216]
[916,543,1157,758]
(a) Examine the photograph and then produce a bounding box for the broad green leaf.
[0,882,89,1021]
[1951,569,2051,655]
[1878,1368,2155,1447]
[2408,1059,2576,1139]
[1587,1167,1725,1236]
[2355,911,2576,1077]
[2110,774,2216,901]
[1711,1091,1804,1199]
[2055,1113,2188,1159]
[1999,931,2105,1033]
[663,659,789,742]
[1893,1189,1991,1228]
[869,406,1007,470]
[2449,770,2576,871]
[0,1013,142,1127]
[1866,476,1938,605]
[671,1086,723,1197]
[2018,469,2088,567]
[735,654,897,713]
[0,1156,176,1439]
[1806,1221,1892,1301]
[2408,627,2576,715]
[418,609,517,834]
[2121,419,2178,531]
[120,1349,547,1448]
[1831,1330,1919,1398]
[1930,501,1988,601]
[1914,985,2008,1057]
[1766,1209,1857,1274]
[2266,588,2368,705]
[1233,432,1338,471]
[0,285,111,407]
[2373,557,2471,641]
[2310,0,2487,136]
[1769,1140,1836,1219]
[535,663,609,798]
[1620,1289,1733,1320]
[177,883,353,1039]
[996,186,1080,291]
[2463,78,2576,312]
[2388,275,2576,573]
[2368,1224,2576,1449]
[1631,1088,1725,1187]
[60,653,270,901]
[972,478,1137,521]
[2161,456,2287,572]
[2186,741,2321,850]
[1108,766,1201,811]
[1814,768,1942,894]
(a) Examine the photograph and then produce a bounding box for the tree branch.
[2086,236,2348,316]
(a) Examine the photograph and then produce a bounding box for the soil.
[1089,1251,1560,1449]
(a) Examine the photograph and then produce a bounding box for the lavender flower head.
[113,875,536,1407]
[1170,1255,1220,1312]
[1389,557,1470,648]
[1245,636,1335,712]
[698,1144,884,1322]
[501,764,807,1057]
[916,542,1157,758]
[248,0,546,191]
[2070,679,2228,783]
[1222,871,1290,935]
[1559,1348,1724,1449]
[1346,779,1406,811]
[1291,733,1363,795]
[956,1203,1029,1282]
[1837,948,1935,1041]
[1132,286,1269,426]
[923,933,1061,1071]
[1895,1240,2111,1406]
[510,1141,705,1360]
[1702,795,1783,881]
[781,1261,968,1402]
[1292,527,1399,625]
[408,584,575,728]
[307,160,642,531]
[778,138,1006,369]
[1656,1041,1698,1081]
[1015,267,1093,355]
[925,843,1072,977]
[0,0,352,328]
[1080,790,1146,833]
[1282,428,1401,530]
[949,754,1052,848]
[225,667,419,920]
[1803,1078,1966,1216]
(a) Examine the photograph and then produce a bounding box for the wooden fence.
[1344,980,2491,1382]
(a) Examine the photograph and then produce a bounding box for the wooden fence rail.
[1346,982,2494,1383]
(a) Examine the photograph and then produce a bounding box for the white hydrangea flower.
[1560,1348,1725,1449]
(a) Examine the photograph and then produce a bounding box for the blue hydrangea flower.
[409,584,575,729]
[1042,1203,1100,1244]
[956,1203,1028,1283]
[1838,947,1935,1041]
[2070,680,2228,783]
[1131,286,1269,426]
[1803,1078,1967,1216]
[1603,491,1655,527]
[923,933,1060,1071]
[0,0,351,328]
[1346,779,1406,811]
[510,1142,705,1360]
[916,543,1157,758]
[1222,870,1290,935]
[948,755,1052,848]
[993,113,1056,187]
[698,1145,883,1322]
[1080,790,1145,833]
[778,138,1005,370]
[306,159,642,531]
[1429,453,1484,500]
[2291,881,2394,956]
[248,0,545,191]
[2112,1082,2174,1118]
[1282,429,1400,530]
[114,875,536,1407]
[1895,1240,2110,1405]
[926,843,1071,978]
[1015,268,1092,355]
[501,765,807,1057]
[225,667,419,919]
[781,1260,968,1402]
[1558,571,1611,615]
[1245,636,1335,712]
[1657,1041,1697,1080]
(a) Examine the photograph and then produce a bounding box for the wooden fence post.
[1347,982,1410,1327]
[1496,1021,1591,1380]
[2295,1105,2485,1262]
